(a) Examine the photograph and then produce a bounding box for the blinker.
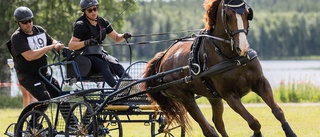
[224,0,246,14]
[223,0,253,20]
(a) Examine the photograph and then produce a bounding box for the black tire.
[152,113,185,137]
[65,102,98,137]
[15,110,53,137]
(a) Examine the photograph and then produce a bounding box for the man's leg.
[88,56,117,87]
[109,62,131,78]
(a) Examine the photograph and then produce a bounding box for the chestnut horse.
[142,0,297,137]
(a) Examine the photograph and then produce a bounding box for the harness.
[186,0,254,97]
[189,31,221,97]
[152,30,257,98]
[189,31,257,98]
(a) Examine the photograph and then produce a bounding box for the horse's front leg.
[180,93,219,137]
[224,95,263,137]
[253,77,297,137]
[208,97,229,137]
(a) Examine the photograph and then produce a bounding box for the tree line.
[114,0,320,60]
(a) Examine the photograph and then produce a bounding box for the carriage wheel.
[102,114,123,137]
[152,113,185,137]
[65,102,98,137]
[15,110,53,137]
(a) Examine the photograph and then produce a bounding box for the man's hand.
[123,32,132,39]
[53,42,65,50]
[84,39,99,46]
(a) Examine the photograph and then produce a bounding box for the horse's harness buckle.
[190,63,201,75]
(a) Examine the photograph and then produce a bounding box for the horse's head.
[203,0,253,56]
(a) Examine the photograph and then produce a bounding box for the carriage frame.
[4,45,189,137]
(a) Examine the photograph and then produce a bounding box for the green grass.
[1,82,319,136]
[232,82,320,103]
[1,104,319,137]
[274,82,320,102]
[0,95,22,109]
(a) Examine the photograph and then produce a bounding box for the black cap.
[80,0,99,11]
[14,6,33,21]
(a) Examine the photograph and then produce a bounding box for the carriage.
[5,0,297,137]
[4,44,190,137]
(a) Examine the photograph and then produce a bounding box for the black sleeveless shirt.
[11,25,53,76]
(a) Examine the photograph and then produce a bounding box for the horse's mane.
[203,0,221,30]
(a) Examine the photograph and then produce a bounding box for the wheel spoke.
[16,110,52,137]
[65,102,97,137]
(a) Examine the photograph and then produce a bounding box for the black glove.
[123,32,132,39]
[84,39,99,46]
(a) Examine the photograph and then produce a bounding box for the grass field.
[1,103,319,137]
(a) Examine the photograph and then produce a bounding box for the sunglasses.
[87,7,99,13]
[20,19,33,24]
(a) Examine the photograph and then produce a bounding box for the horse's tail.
[142,51,190,132]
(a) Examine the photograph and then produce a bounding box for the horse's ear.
[247,8,253,21]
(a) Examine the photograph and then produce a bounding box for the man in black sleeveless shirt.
[68,0,131,88]
[11,6,65,103]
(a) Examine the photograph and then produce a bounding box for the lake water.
[260,60,320,87]
[122,60,320,88]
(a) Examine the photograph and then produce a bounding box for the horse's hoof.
[282,122,297,137]
[251,132,263,137]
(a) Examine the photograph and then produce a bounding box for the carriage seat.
[63,48,110,81]
[66,55,99,79]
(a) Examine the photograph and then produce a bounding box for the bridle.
[221,0,252,51]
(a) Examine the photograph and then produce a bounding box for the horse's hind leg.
[208,98,229,137]
[224,96,263,137]
[180,93,219,137]
[254,77,297,137]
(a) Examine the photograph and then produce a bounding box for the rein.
[104,0,137,30]
[100,35,195,46]
[99,30,230,47]
[196,34,231,44]
[131,29,202,37]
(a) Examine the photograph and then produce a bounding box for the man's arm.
[22,41,64,61]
